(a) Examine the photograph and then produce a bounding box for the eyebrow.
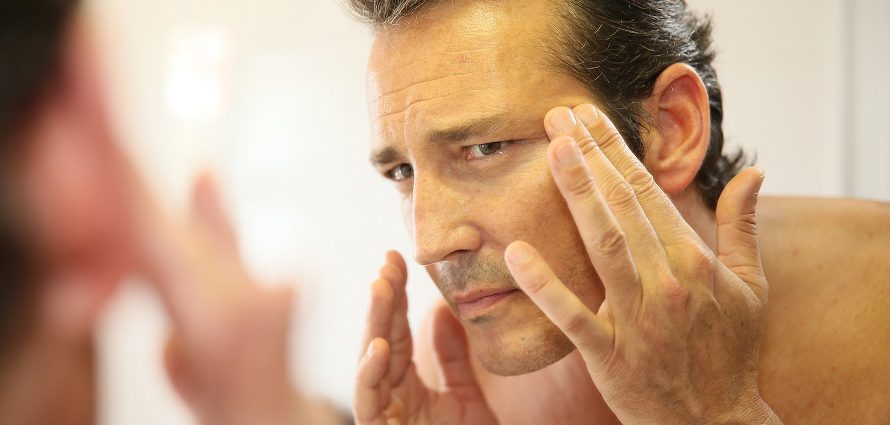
[369,113,515,168]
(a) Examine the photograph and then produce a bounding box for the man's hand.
[503,105,782,424]
[353,251,499,425]
[135,175,341,425]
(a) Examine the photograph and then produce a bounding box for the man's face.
[367,0,605,376]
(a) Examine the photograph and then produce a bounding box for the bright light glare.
[164,26,229,123]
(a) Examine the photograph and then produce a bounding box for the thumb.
[716,167,767,291]
[432,303,484,402]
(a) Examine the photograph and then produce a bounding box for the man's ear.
[641,63,710,196]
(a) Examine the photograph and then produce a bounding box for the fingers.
[360,279,395,362]
[545,107,666,312]
[716,168,767,296]
[190,173,239,255]
[139,175,252,327]
[505,241,613,362]
[356,251,410,423]
[380,251,412,385]
[353,338,391,425]
[163,333,197,407]
[431,303,486,402]
[568,104,700,249]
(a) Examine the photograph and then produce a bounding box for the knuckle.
[679,245,718,280]
[655,268,690,311]
[663,281,690,312]
[564,168,599,200]
[558,309,590,336]
[576,135,599,157]
[592,226,627,258]
[596,130,624,150]
[625,167,660,201]
[728,213,759,237]
[601,177,638,212]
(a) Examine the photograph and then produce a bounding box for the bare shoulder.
[758,196,890,247]
[758,197,890,286]
[756,197,890,423]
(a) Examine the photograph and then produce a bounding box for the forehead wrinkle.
[368,47,495,90]
[375,87,493,122]
[371,68,499,120]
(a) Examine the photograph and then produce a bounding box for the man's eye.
[467,142,506,159]
[387,163,414,181]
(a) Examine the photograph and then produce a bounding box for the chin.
[465,302,578,376]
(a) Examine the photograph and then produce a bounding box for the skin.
[354,0,890,424]
[0,11,344,425]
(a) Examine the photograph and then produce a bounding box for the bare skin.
[353,0,890,423]
[0,12,345,425]
[412,196,890,425]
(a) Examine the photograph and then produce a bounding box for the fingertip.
[545,106,577,137]
[750,166,766,193]
[545,106,573,122]
[385,250,408,274]
[572,104,600,126]
[505,240,537,267]
[546,135,586,172]
[379,264,405,289]
[370,278,395,305]
[721,167,767,215]
[190,171,219,210]
[273,284,296,308]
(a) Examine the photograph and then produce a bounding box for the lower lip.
[456,290,520,318]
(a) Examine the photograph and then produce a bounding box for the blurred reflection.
[0,1,347,424]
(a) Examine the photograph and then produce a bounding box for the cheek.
[495,168,604,305]
[483,165,576,247]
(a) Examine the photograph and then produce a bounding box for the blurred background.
[82,0,889,423]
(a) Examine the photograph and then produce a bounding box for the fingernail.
[366,341,376,358]
[507,243,532,265]
[549,107,577,133]
[574,104,599,126]
[555,139,583,167]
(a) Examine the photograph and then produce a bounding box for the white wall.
[88,0,890,424]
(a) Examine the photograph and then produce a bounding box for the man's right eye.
[386,164,414,181]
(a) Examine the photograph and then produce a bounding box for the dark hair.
[347,0,747,209]
[0,0,79,353]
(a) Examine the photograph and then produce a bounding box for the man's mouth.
[453,288,520,319]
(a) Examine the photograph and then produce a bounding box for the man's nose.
[411,175,481,266]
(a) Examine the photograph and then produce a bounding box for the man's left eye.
[467,142,507,159]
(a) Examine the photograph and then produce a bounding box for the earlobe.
[642,63,710,196]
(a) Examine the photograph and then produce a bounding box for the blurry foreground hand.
[133,174,344,425]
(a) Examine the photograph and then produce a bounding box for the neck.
[674,188,719,251]
[0,327,95,425]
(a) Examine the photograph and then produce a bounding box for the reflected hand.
[353,251,498,425]
[504,105,782,424]
[136,175,337,425]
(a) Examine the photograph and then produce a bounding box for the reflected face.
[367,0,605,376]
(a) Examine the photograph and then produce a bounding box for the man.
[0,1,346,423]
[351,0,890,424]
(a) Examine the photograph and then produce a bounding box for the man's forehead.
[366,5,562,139]
[367,48,503,122]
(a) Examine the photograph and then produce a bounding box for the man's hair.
[0,0,79,354]
[347,0,746,210]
